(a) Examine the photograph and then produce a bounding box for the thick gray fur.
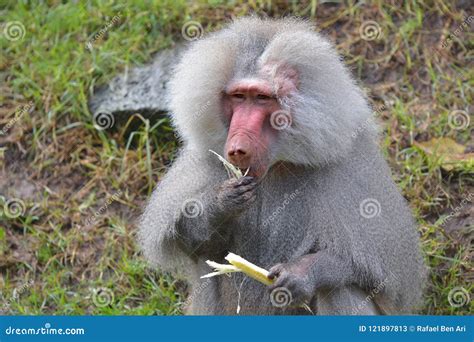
[138,17,425,315]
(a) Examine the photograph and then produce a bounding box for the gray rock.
[88,44,186,126]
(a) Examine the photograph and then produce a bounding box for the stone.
[88,44,186,126]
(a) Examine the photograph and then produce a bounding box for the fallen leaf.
[414,137,474,171]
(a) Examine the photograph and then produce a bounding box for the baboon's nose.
[227,140,251,168]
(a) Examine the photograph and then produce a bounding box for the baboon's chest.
[230,181,314,268]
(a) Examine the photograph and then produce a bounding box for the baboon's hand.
[268,254,319,306]
[215,176,257,214]
[267,252,357,307]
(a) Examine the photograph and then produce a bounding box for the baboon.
[139,17,425,315]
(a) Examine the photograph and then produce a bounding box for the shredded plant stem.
[201,253,274,286]
[209,150,249,179]
[202,252,313,314]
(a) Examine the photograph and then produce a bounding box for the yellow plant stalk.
[202,253,312,313]
[207,151,302,309]
[226,253,274,286]
[201,252,274,286]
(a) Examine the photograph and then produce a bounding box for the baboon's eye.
[256,94,271,100]
[232,93,245,99]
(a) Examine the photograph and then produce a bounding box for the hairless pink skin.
[223,66,298,178]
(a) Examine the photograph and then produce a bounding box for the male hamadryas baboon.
[139,17,425,315]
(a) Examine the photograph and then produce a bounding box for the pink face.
[222,64,298,178]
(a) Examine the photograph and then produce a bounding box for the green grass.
[1,0,472,315]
